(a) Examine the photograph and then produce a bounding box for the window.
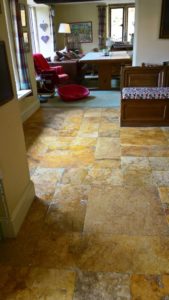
[109,4,135,43]
[5,0,31,97]
[28,6,39,54]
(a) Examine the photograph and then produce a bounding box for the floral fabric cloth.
[122,87,169,100]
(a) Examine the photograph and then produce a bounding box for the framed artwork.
[159,0,169,38]
[70,21,92,43]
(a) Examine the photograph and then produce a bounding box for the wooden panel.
[121,100,169,127]
[121,66,163,88]
[123,103,166,120]
[163,66,169,86]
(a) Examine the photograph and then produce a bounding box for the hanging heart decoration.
[40,23,48,32]
[41,35,49,43]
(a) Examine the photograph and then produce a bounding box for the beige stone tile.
[49,184,90,232]
[152,171,169,186]
[149,157,169,170]
[69,233,169,273]
[131,274,169,300]
[53,184,91,203]
[99,122,120,137]
[70,137,97,150]
[31,167,64,201]
[148,145,169,157]
[78,118,100,138]
[0,266,75,300]
[121,145,150,157]
[101,108,120,119]
[123,169,153,186]
[45,198,87,233]
[31,231,76,268]
[39,148,95,168]
[121,145,169,158]
[74,271,130,300]
[61,168,88,185]
[84,186,169,235]
[84,108,102,117]
[84,168,123,186]
[121,156,151,171]
[95,137,121,159]
[18,197,49,239]
[91,159,121,169]
[120,128,168,146]
[158,187,169,204]
[42,136,74,151]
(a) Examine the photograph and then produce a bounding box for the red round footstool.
[58,84,90,101]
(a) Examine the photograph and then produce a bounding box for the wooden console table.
[79,51,132,90]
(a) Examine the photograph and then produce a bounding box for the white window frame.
[109,4,135,43]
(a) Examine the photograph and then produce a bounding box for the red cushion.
[58,84,90,101]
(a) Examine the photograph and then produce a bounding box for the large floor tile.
[121,128,168,146]
[84,186,169,235]
[0,266,75,300]
[131,274,169,300]
[95,137,121,159]
[73,271,130,300]
[69,233,169,273]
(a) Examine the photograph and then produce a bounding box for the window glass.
[127,7,135,43]
[110,8,123,42]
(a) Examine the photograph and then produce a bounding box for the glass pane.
[127,7,135,43]
[110,8,123,42]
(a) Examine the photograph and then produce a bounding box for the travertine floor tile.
[61,168,88,185]
[149,157,169,170]
[84,186,169,235]
[121,156,151,171]
[158,187,169,203]
[152,171,169,186]
[73,271,130,300]
[70,233,169,273]
[15,107,169,297]
[78,117,100,137]
[45,193,87,233]
[123,169,153,186]
[84,108,102,117]
[101,108,120,118]
[84,168,123,186]
[31,167,64,201]
[121,128,168,145]
[131,274,169,300]
[0,266,75,300]
[95,137,121,159]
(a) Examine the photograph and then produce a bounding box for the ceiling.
[31,0,135,5]
[33,0,102,3]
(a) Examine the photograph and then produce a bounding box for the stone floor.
[1,107,169,299]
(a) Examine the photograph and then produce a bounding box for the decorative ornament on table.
[41,35,50,43]
[40,21,48,32]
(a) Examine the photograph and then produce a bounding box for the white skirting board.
[0,180,35,238]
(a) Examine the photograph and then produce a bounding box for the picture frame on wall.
[70,21,92,43]
[159,0,169,38]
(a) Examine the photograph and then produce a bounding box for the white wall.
[0,0,35,237]
[133,0,169,65]
[36,6,55,58]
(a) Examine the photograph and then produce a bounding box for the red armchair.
[33,53,69,85]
